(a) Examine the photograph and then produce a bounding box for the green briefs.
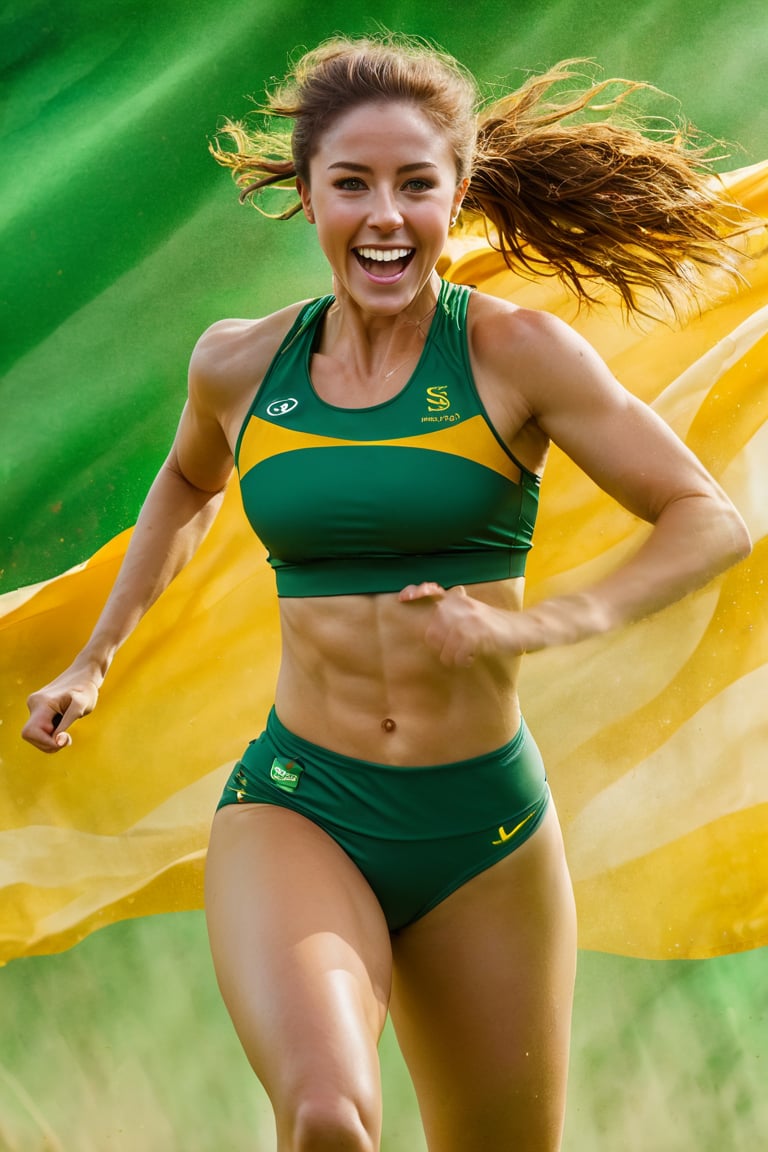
[217,709,550,930]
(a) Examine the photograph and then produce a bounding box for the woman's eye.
[332,176,433,193]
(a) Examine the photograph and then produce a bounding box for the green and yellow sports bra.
[235,279,540,597]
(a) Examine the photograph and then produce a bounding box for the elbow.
[717,499,752,570]
[731,515,752,565]
[164,450,231,500]
[673,488,752,581]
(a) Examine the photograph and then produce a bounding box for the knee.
[288,1093,378,1152]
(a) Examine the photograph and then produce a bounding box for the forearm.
[518,490,751,652]
[76,460,226,678]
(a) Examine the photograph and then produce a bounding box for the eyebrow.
[327,161,439,173]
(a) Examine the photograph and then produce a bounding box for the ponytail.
[464,62,753,315]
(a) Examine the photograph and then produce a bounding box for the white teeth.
[356,247,412,262]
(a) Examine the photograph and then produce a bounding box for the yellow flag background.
[2,161,765,965]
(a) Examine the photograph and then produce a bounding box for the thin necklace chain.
[381,302,438,379]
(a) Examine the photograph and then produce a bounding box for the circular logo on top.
[266,397,299,417]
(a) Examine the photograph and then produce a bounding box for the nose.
[367,188,403,231]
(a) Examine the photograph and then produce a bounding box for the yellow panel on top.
[238,412,523,483]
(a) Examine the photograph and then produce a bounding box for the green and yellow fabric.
[2,161,766,965]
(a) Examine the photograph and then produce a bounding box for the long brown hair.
[211,35,755,315]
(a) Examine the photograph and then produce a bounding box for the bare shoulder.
[468,291,647,452]
[465,291,595,471]
[469,289,731,523]
[467,291,606,404]
[188,300,310,419]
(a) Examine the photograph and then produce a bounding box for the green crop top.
[235,279,540,597]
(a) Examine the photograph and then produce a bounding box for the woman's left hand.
[398,583,522,668]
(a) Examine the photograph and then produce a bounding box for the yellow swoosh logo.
[492,810,536,845]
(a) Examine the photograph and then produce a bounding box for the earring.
[450,213,458,227]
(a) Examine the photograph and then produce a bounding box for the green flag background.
[1,1,766,1148]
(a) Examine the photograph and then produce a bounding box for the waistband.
[262,707,547,838]
[267,706,528,774]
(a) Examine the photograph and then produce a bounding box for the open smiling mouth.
[354,247,416,277]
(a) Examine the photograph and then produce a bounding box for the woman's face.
[298,100,467,316]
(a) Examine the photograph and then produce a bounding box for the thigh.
[205,802,393,1144]
[389,803,576,1152]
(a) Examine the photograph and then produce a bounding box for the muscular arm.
[513,311,751,649]
[76,447,228,673]
[23,333,235,751]
[23,304,307,750]
[404,305,751,666]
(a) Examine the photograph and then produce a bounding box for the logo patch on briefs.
[266,397,299,417]
[269,757,304,792]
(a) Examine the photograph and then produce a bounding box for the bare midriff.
[274,577,525,766]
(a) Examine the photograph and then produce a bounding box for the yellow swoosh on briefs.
[492,809,537,845]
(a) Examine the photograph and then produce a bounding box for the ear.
[452,176,470,221]
[296,177,315,224]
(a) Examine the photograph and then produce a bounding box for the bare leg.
[205,804,393,1151]
[390,804,576,1152]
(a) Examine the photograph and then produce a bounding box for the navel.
[381,717,397,733]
